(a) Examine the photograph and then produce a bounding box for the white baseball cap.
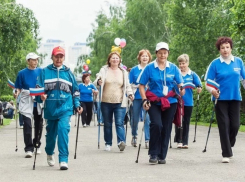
[26,52,40,60]
[155,42,169,51]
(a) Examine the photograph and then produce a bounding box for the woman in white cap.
[138,42,185,164]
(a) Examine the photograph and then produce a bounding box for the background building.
[38,39,66,68]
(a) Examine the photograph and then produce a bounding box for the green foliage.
[191,82,217,123]
[191,82,245,125]
[0,2,40,95]
[0,95,14,101]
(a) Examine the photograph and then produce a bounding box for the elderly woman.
[129,49,151,148]
[205,37,245,163]
[78,73,98,127]
[174,54,202,149]
[138,42,185,164]
[94,52,134,152]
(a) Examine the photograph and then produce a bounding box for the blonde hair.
[177,54,189,63]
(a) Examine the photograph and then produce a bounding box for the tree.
[0,2,40,95]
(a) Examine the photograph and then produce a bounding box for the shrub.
[191,82,245,125]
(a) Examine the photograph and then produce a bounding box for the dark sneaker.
[149,155,158,164]
[131,137,137,147]
[158,159,166,164]
[118,141,126,151]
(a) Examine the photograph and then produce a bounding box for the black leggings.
[174,106,193,145]
[80,102,93,125]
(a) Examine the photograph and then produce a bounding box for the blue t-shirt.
[205,56,245,101]
[79,83,97,102]
[15,67,42,107]
[129,65,145,99]
[15,68,42,89]
[138,60,183,104]
[182,69,202,106]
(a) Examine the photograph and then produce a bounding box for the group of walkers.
[11,36,245,171]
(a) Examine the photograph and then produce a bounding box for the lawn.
[190,122,245,132]
[0,118,12,128]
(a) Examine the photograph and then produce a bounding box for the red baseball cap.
[52,46,65,56]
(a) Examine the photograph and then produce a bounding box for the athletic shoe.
[131,137,137,147]
[158,159,166,164]
[177,143,183,148]
[229,155,233,159]
[118,141,126,151]
[222,157,230,163]
[47,155,55,166]
[105,145,111,151]
[59,162,68,170]
[35,148,41,154]
[25,151,33,158]
[19,126,23,129]
[145,141,149,149]
[182,145,188,149]
[149,155,158,164]
[83,124,86,128]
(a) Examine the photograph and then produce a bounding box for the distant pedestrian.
[78,73,98,127]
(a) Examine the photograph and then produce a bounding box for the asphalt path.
[0,115,245,182]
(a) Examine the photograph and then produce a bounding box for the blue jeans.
[45,115,71,163]
[96,102,104,124]
[131,99,150,141]
[101,102,126,146]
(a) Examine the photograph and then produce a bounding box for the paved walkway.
[0,115,245,182]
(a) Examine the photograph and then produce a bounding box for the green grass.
[190,122,245,132]
[0,118,12,128]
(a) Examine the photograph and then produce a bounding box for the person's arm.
[193,72,202,94]
[125,71,134,101]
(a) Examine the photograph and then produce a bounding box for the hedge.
[0,95,14,102]
[191,82,245,125]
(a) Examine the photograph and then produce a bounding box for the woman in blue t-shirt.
[205,37,245,163]
[129,49,151,148]
[79,73,98,127]
[138,42,185,164]
[174,54,202,149]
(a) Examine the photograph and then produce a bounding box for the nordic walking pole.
[93,94,96,126]
[33,116,43,170]
[74,111,80,159]
[202,93,219,153]
[74,111,77,127]
[179,97,184,145]
[135,110,148,163]
[98,85,101,149]
[169,134,172,148]
[193,93,200,142]
[14,90,18,152]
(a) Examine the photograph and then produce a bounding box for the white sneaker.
[47,155,55,166]
[35,148,41,154]
[59,162,68,170]
[222,157,230,163]
[19,126,23,129]
[25,151,33,158]
[177,143,183,148]
[105,145,111,151]
[83,124,86,128]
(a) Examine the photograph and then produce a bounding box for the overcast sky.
[16,0,124,47]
